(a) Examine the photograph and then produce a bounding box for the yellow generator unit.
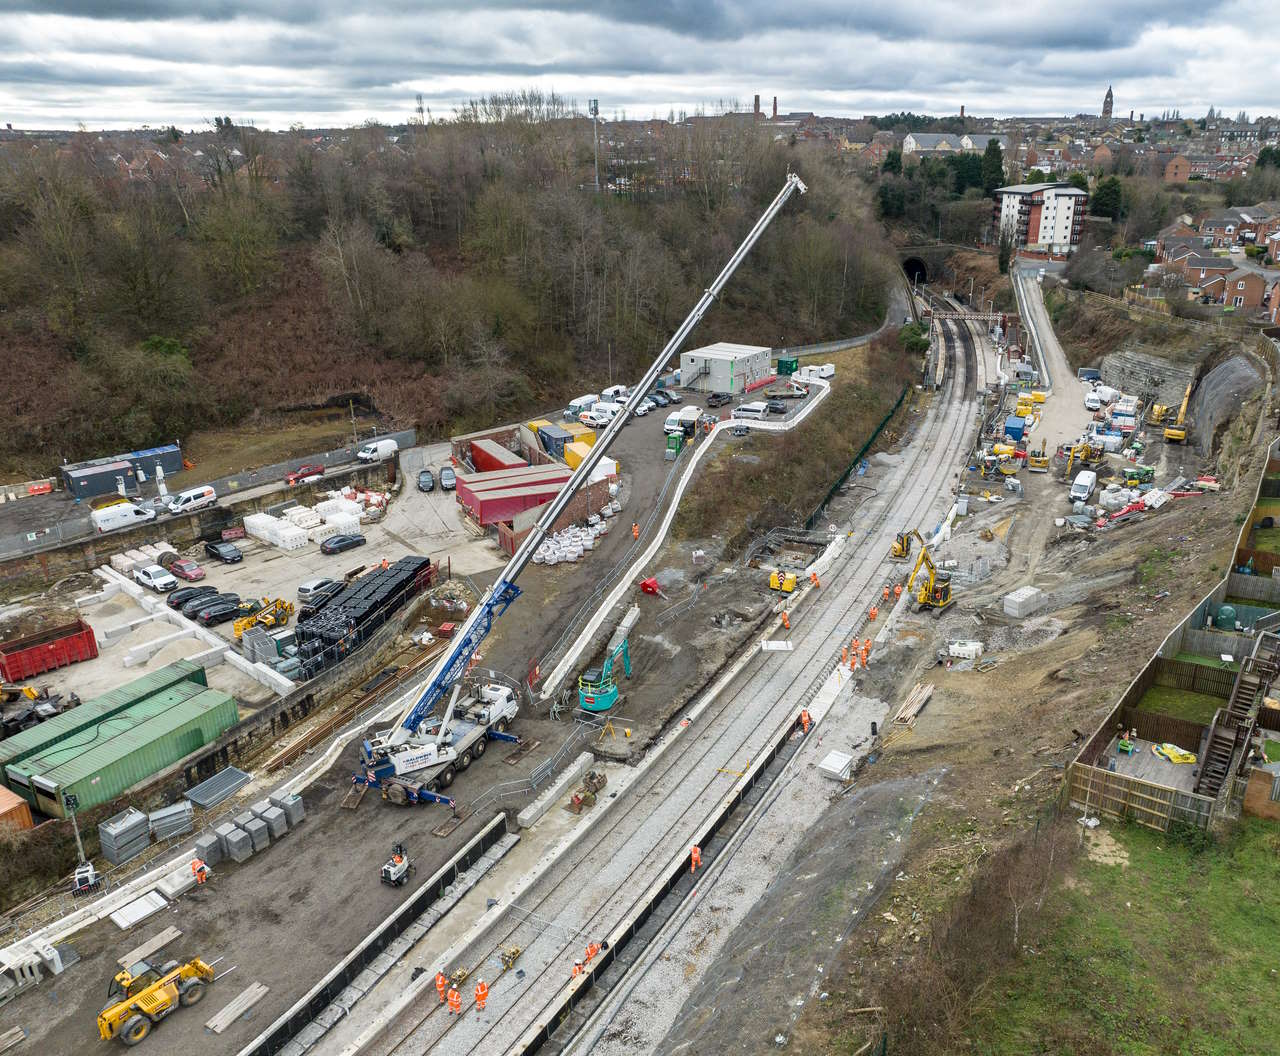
[769,570,797,593]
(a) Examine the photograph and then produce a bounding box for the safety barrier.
[237,815,508,1056]
[512,704,809,1054]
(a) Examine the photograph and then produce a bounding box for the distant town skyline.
[0,1,1276,130]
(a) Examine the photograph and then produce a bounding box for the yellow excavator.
[906,538,956,614]
[98,957,214,1046]
[233,598,294,640]
[889,528,927,562]
[1163,383,1192,444]
[1063,443,1104,477]
[1027,440,1050,473]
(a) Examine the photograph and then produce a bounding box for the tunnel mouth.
[903,257,928,285]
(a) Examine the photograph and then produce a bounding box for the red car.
[169,558,206,582]
[284,463,325,486]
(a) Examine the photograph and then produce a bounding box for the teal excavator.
[578,640,631,713]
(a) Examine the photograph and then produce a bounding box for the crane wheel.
[459,750,473,771]
[473,738,486,758]
[386,784,408,806]
[439,766,455,788]
[179,979,206,1006]
[121,1015,151,1046]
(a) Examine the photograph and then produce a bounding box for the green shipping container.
[777,356,799,377]
[0,660,207,782]
[6,685,236,818]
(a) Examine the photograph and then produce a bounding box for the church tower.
[1102,86,1114,121]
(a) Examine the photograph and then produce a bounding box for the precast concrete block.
[243,817,270,853]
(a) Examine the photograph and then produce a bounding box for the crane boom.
[364,172,808,761]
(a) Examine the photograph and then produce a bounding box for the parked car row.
[417,466,455,492]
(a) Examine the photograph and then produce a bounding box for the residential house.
[902,132,961,156]
[961,134,1010,153]
[1199,269,1268,310]
[1181,254,1236,288]
[1093,143,1113,169]
[1163,154,1190,183]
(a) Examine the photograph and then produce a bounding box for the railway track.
[341,329,976,1056]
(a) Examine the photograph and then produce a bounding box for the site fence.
[805,386,908,530]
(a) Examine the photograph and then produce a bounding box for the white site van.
[1069,470,1098,503]
[592,401,624,422]
[566,394,598,419]
[91,502,157,534]
[356,438,399,462]
[167,485,217,516]
[731,401,769,420]
[664,406,703,435]
[601,384,629,402]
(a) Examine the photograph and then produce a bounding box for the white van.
[167,485,217,516]
[566,394,598,419]
[601,384,628,402]
[1069,470,1097,503]
[1083,392,1102,412]
[91,502,157,534]
[592,401,624,422]
[356,438,399,462]
[663,409,684,434]
[580,409,610,428]
[732,401,768,420]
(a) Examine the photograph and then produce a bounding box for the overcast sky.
[0,1,1273,130]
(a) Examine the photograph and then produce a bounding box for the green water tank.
[1215,604,1238,630]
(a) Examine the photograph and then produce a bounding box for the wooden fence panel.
[1151,657,1235,698]
[1067,763,1214,832]
[1227,572,1280,605]
[1119,708,1209,750]
[1257,707,1280,733]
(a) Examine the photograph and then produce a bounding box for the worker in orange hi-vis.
[447,987,462,1014]
[841,646,848,665]
[810,571,820,587]
[882,585,890,602]
[800,710,811,734]
[690,845,703,873]
[584,941,601,964]
[435,971,447,1003]
[632,522,640,540]
[849,652,858,671]
[474,979,489,1011]
[381,558,389,570]
[572,959,584,978]
[864,638,872,653]
[781,611,790,630]
[894,583,903,600]
[869,606,878,620]
[190,858,207,885]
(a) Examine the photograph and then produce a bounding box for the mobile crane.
[1163,383,1192,444]
[356,173,809,789]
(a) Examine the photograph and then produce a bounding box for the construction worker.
[447,986,462,1014]
[474,978,489,1011]
[800,710,811,734]
[690,845,702,873]
[894,584,902,600]
[810,571,820,587]
[781,611,790,630]
[585,941,601,964]
[632,522,640,540]
[435,971,447,1003]
[882,585,890,602]
[191,858,207,885]
[380,558,389,570]
[572,959,584,978]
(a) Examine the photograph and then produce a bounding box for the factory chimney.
[772,96,777,120]
[960,104,965,119]
[753,94,760,119]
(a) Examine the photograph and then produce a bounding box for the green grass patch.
[964,819,1280,1056]
[1136,685,1224,724]
[1173,651,1241,672]
[1265,740,1280,763]
[1138,547,1181,585]
[1249,527,1280,553]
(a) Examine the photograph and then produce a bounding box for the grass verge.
[960,819,1280,1055]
